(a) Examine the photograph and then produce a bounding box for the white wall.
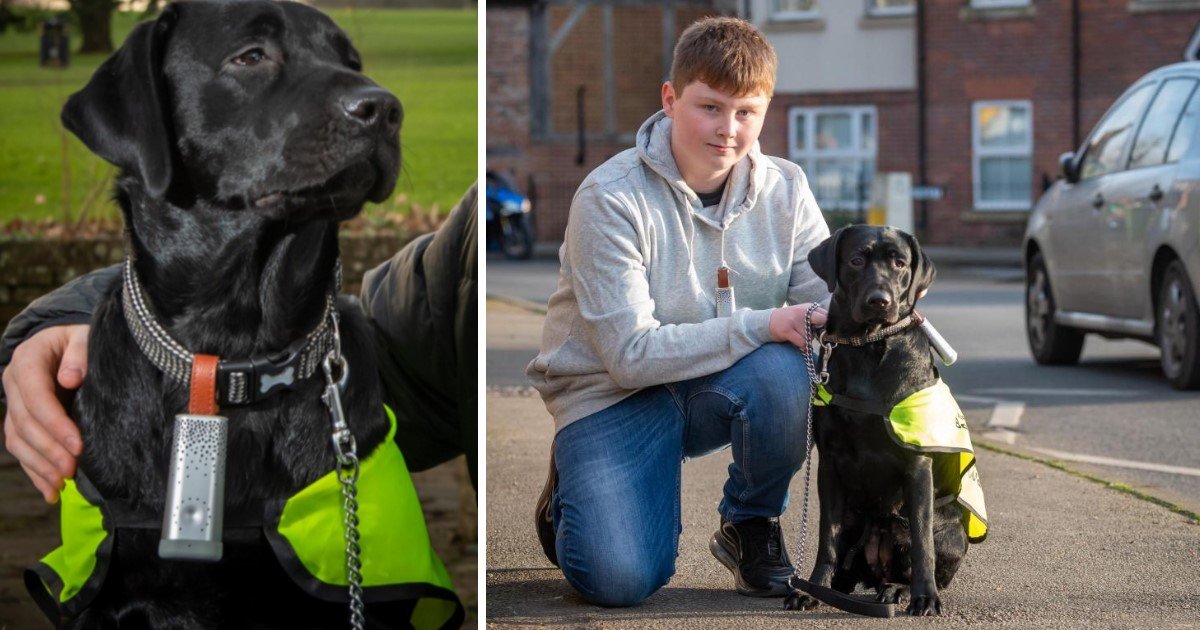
[749,0,916,93]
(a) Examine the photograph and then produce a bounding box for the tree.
[71,0,117,54]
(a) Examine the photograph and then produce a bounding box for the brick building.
[487,0,734,239]
[488,0,1200,245]
[758,0,1200,245]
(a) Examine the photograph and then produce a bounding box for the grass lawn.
[0,8,476,225]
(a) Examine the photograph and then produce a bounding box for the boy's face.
[662,80,770,191]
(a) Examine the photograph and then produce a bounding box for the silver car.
[1024,62,1200,390]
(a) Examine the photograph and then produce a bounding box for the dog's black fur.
[56,2,408,627]
[786,225,969,617]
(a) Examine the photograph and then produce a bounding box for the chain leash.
[792,303,835,584]
[321,307,365,630]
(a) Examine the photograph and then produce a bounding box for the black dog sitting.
[784,225,987,617]
[23,2,461,628]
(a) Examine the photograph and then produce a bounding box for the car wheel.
[1026,252,1084,365]
[1157,261,1200,390]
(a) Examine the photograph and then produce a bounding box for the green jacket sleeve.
[359,184,478,488]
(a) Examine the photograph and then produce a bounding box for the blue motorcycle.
[486,170,534,260]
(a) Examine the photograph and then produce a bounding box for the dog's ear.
[807,226,846,293]
[61,5,179,199]
[902,231,936,305]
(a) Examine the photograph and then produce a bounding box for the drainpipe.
[1071,0,1081,148]
[916,0,928,239]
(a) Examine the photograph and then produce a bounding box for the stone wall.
[0,233,417,327]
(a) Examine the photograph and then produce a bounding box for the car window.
[1130,78,1198,170]
[1167,83,1200,163]
[1079,84,1154,180]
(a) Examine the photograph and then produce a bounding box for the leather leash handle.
[790,577,896,618]
[189,354,220,415]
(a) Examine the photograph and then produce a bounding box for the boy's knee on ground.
[734,343,812,414]
[560,551,673,607]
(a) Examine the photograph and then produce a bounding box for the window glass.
[972,100,1032,210]
[978,105,1030,148]
[793,112,808,151]
[1130,79,1197,169]
[970,0,1030,7]
[979,156,1032,204]
[868,0,915,14]
[789,107,876,210]
[816,113,852,150]
[774,0,817,14]
[1080,84,1154,180]
[1167,84,1200,163]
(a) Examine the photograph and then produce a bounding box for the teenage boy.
[527,17,831,607]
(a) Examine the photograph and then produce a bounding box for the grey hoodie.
[526,111,831,431]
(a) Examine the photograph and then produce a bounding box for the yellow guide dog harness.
[814,380,988,543]
[25,406,463,629]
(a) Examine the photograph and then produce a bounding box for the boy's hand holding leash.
[769,303,828,349]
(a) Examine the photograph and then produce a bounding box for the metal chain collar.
[121,257,339,389]
[792,302,824,585]
[320,308,365,630]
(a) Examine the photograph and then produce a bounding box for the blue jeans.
[552,343,812,607]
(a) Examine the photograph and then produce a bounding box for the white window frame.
[970,0,1031,8]
[866,0,916,17]
[972,100,1034,211]
[788,105,878,211]
[770,0,820,21]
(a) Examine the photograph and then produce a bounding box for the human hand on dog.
[2,324,89,503]
[769,303,828,349]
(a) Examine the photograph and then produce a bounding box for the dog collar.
[820,310,925,347]
[121,257,338,408]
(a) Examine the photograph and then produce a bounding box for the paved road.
[486,255,1200,515]
[485,301,1200,628]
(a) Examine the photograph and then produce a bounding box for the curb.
[486,292,548,314]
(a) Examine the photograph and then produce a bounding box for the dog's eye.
[232,48,267,66]
[347,57,363,72]
[892,256,907,269]
[849,256,866,268]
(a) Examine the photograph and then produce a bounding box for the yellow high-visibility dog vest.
[815,380,988,543]
[25,406,463,628]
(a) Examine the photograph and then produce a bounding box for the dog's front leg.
[904,454,941,616]
[784,448,845,611]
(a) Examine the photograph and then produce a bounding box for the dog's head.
[62,0,400,222]
[807,225,935,326]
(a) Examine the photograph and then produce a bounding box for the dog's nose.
[867,291,892,310]
[340,87,403,133]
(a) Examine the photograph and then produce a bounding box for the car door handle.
[1149,184,1164,202]
[1092,193,1104,209]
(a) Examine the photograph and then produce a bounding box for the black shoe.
[534,447,559,567]
[709,516,794,597]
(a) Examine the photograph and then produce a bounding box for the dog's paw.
[906,593,942,616]
[876,583,909,604]
[783,589,819,611]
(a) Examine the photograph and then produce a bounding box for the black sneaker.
[534,447,559,567]
[709,516,794,597]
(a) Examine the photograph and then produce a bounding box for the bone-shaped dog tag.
[715,266,736,318]
[159,414,227,562]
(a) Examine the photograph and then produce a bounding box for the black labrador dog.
[24,2,455,628]
[784,225,980,617]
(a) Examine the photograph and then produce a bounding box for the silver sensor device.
[159,414,227,561]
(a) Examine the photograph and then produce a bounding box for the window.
[1129,78,1198,170]
[1167,84,1200,163]
[1079,84,1154,180]
[772,0,819,21]
[972,101,1032,210]
[867,0,915,16]
[789,106,877,210]
[970,0,1030,8]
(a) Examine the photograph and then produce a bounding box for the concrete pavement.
[485,300,1200,628]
